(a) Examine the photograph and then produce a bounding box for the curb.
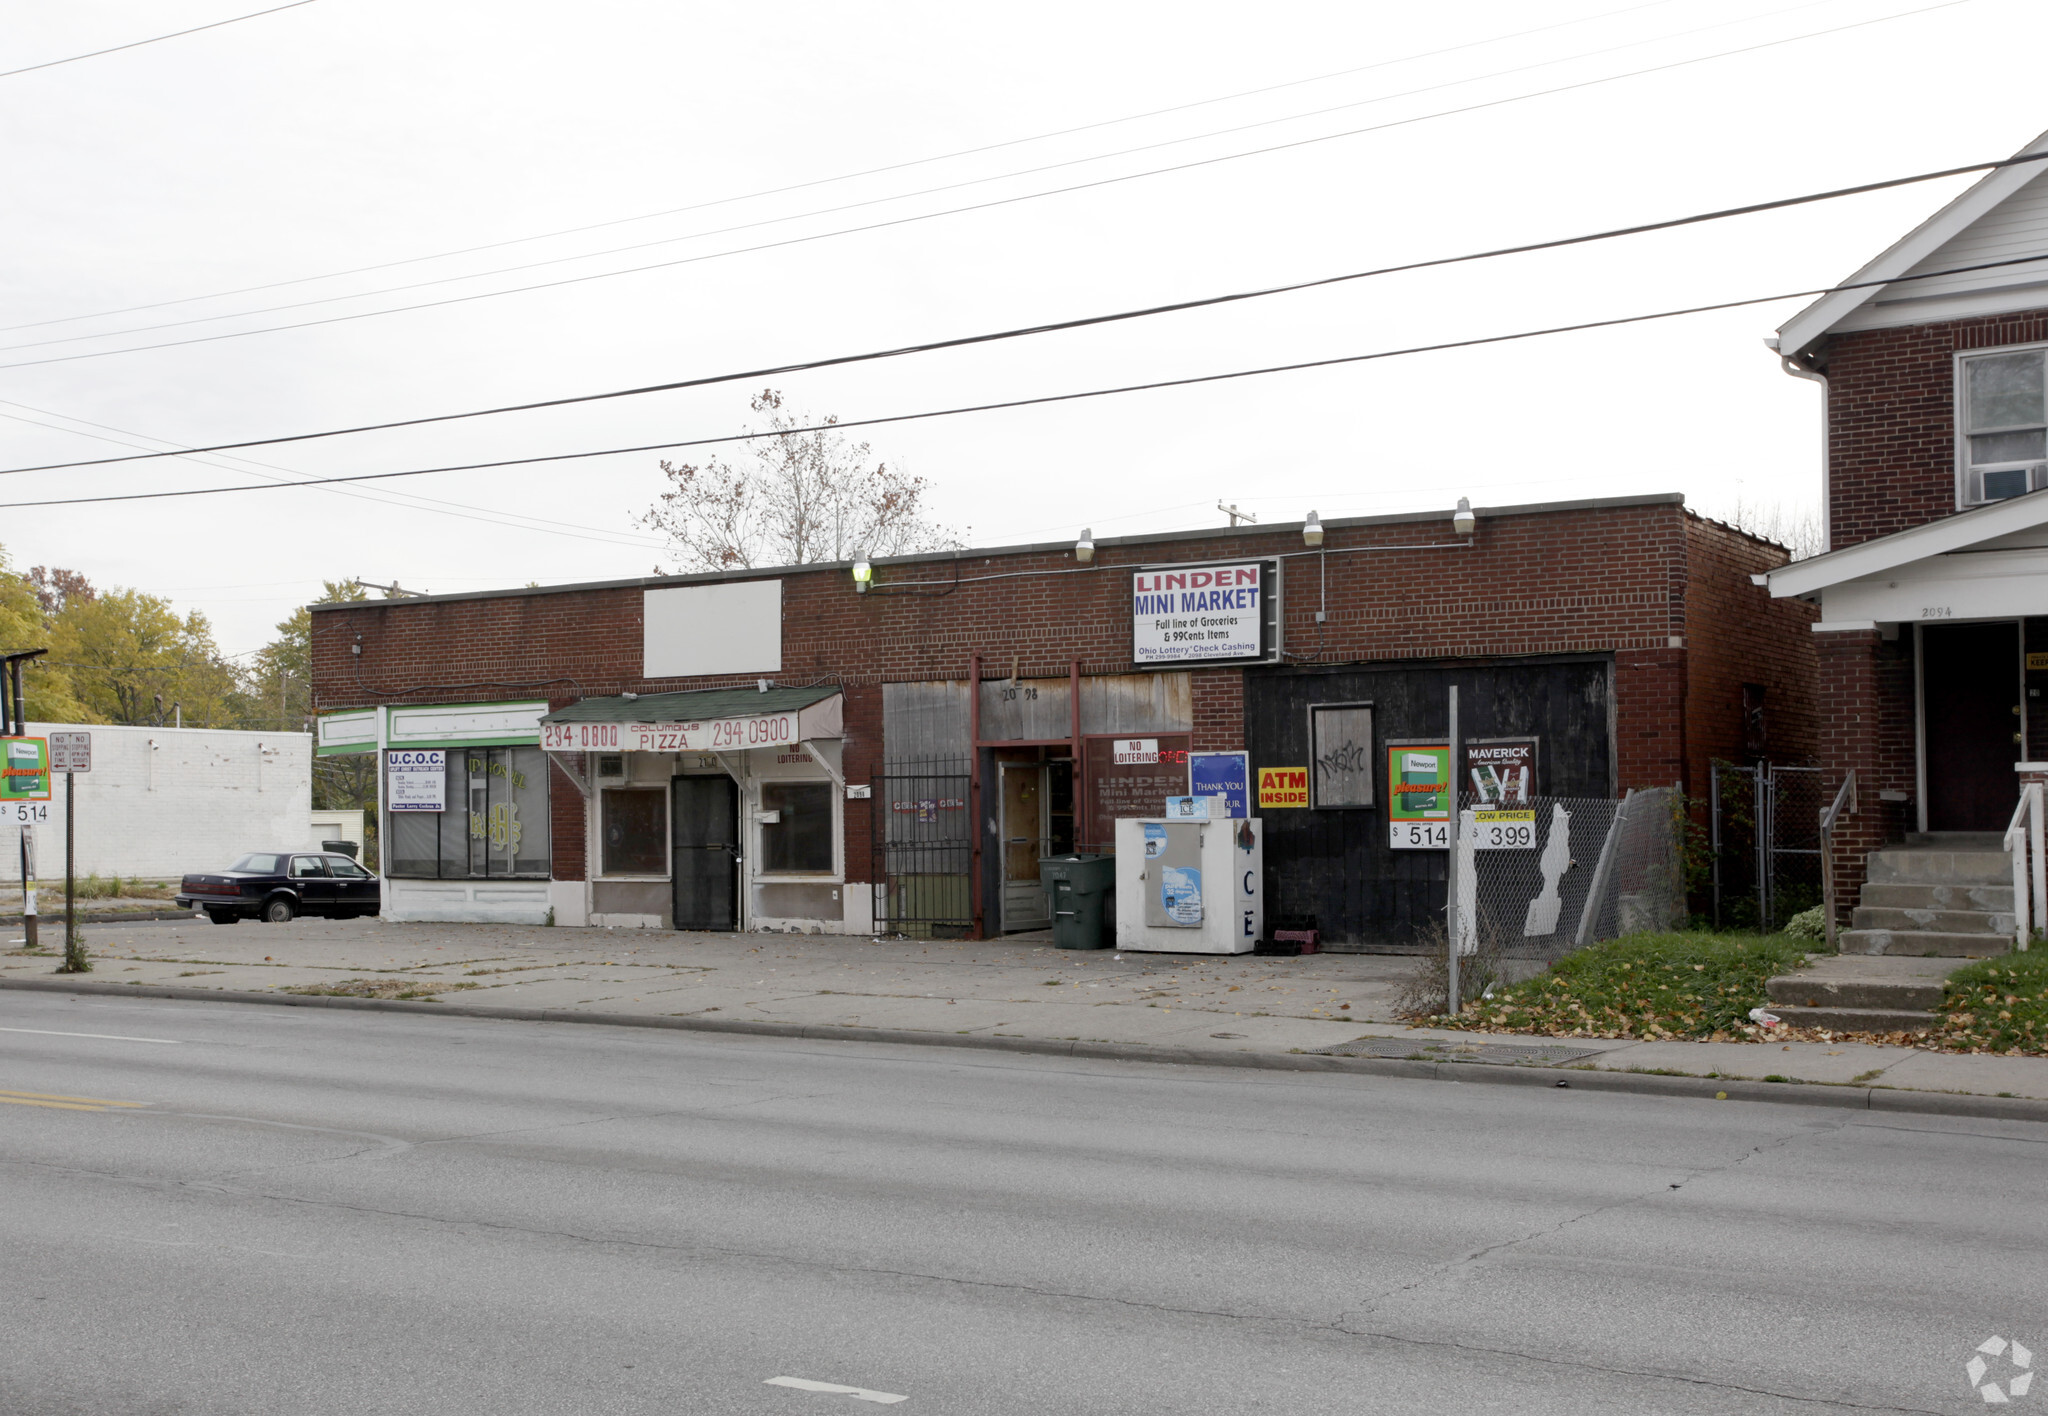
[5,910,194,927]
[7,975,2048,1125]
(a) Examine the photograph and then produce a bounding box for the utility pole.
[1217,501,1258,527]
[353,578,423,598]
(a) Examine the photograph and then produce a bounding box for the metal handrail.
[1817,770,1856,954]
[2003,781,2044,953]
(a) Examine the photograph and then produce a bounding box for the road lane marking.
[0,1088,147,1108]
[0,1027,183,1045]
[765,1376,908,1404]
[0,1095,107,1111]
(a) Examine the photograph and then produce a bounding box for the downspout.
[1767,336,1830,555]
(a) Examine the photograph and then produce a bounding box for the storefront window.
[761,782,833,873]
[602,788,667,875]
[386,747,551,879]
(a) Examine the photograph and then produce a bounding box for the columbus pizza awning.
[539,685,844,793]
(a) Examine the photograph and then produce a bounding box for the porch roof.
[543,684,839,725]
[1761,488,2048,601]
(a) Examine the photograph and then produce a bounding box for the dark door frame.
[1916,618,2024,833]
[671,773,740,931]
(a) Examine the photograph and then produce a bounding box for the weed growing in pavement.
[1433,932,1805,1040]
[283,978,481,1001]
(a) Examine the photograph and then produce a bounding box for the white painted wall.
[24,722,312,881]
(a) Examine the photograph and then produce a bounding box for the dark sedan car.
[177,851,382,925]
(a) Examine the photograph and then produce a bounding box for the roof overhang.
[1763,489,2048,600]
[1777,126,2048,363]
[540,684,843,754]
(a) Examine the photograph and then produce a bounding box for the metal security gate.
[871,759,973,938]
[1711,761,1828,931]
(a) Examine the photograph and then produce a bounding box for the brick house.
[309,493,1813,945]
[1762,125,2048,920]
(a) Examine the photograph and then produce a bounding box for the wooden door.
[1000,763,1050,931]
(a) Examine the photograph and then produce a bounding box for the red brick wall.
[313,498,1805,883]
[1821,306,2048,548]
[1814,627,1919,922]
[1190,668,1244,751]
[1681,516,1820,791]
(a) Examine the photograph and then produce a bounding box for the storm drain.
[1317,1036,1607,1067]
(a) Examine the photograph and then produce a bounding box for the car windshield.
[228,853,285,874]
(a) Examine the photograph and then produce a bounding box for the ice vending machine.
[1112,816,1263,954]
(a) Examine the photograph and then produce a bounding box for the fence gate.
[1710,761,1828,931]
[871,759,974,938]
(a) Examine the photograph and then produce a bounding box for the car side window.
[326,856,369,878]
[289,856,328,878]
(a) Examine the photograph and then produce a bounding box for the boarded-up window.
[1309,703,1375,808]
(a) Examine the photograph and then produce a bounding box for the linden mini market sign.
[1131,562,1266,664]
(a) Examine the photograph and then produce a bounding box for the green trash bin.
[1040,854,1117,950]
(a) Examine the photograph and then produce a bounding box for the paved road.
[2,991,2041,1415]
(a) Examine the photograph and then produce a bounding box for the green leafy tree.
[0,553,88,722]
[247,579,368,732]
[50,586,244,727]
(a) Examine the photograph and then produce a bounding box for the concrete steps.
[1765,956,1959,1033]
[1849,906,2014,935]
[1856,882,2013,913]
[1841,836,2019,958]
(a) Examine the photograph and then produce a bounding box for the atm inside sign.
[1257,766,1308,808]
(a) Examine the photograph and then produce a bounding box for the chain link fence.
[1451,788,1684,962]
[1710,761,1828,931]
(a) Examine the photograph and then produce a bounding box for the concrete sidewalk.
[7,916,2046,1107]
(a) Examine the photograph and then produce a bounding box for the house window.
[760,782,834,873]
[601,788,667,875]
[387,747,551,879]
[1960,346,2048,504]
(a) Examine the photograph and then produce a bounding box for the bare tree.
[1716,497,1823,561]
[641,389,961,572]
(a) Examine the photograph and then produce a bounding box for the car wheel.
[206,908,238,926]
[262,896,296,924]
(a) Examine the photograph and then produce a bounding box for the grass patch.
[65,874,176,901]
[282,978,480,1001]
[1438,931,1806,1040]
[1935,951,2048,1054]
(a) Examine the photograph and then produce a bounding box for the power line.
[3,136,2037,482]
[0,1,320,81]
[0,0,1966,374]
[6,246,2043,512]
[0,0,1686,335]
[0,398,670,549]
[0,0,1843,356]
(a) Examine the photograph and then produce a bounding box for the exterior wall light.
[1453,497,1476,537]
[1303,510,1324,547]
[852,553,873,592]
[1075,528,1095,564]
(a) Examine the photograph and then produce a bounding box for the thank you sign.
[1132,562,1266,664]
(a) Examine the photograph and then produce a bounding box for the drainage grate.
[1317,1036,1606,1067]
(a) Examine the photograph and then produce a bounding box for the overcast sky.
[3,0,2043,657]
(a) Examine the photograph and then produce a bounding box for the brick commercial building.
[1762,123,2048,926]
[309,492,1813,946]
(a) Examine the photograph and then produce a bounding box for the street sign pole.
[49,732,89,973]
